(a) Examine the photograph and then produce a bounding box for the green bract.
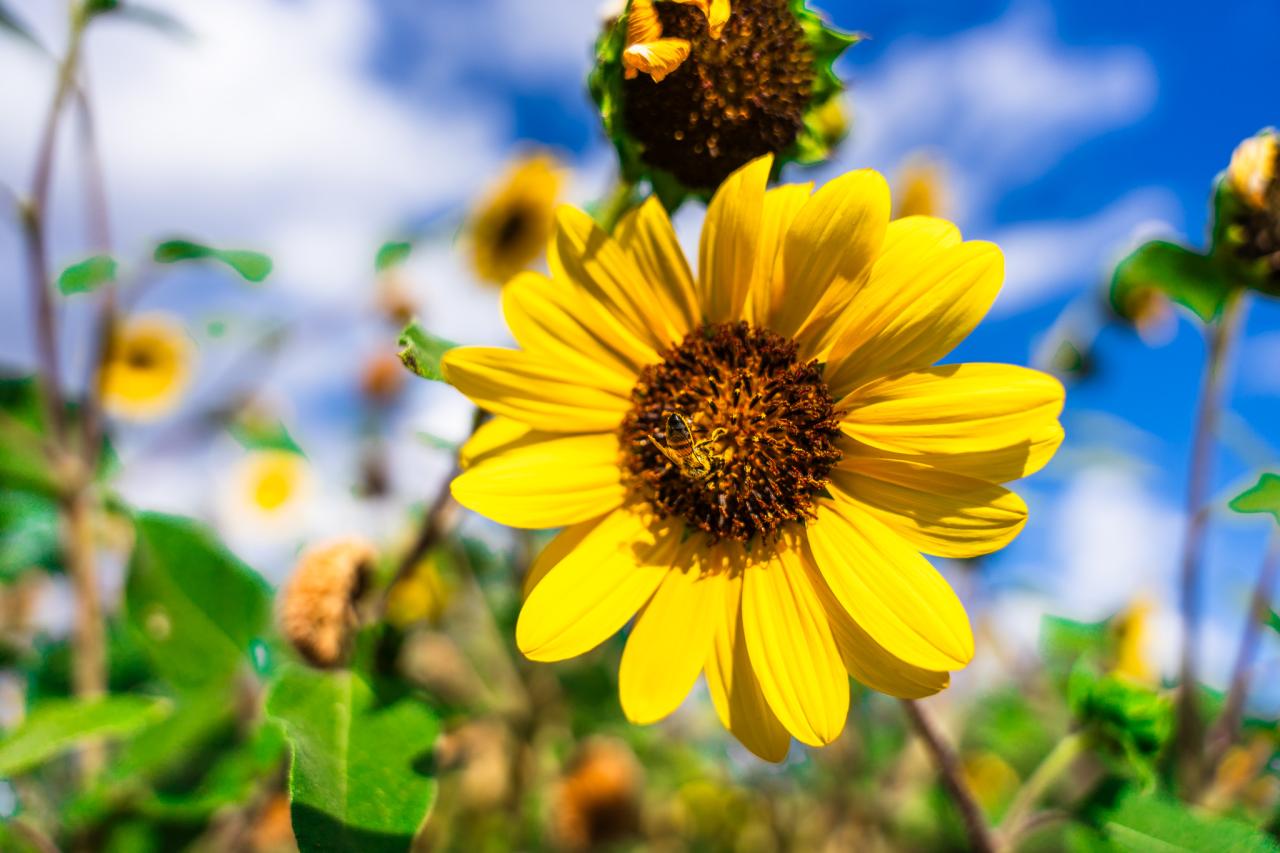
[589,0,858,210]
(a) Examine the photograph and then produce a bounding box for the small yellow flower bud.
[278,538,377,668]
[1229,130,1279,211]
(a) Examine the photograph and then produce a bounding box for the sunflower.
[98,312,194,420]
[591,0,857,207]
[442,157,1065,761]
[220,448,314,543]
[467,152,566,285]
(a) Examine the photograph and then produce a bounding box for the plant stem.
[902,699,999,853]
[23,10,87,447]
[381,407,486,612]
[23,6,109,783]
[1174,288,1249,790]
[595,178,637,234]
[999,731,1090,844]
[1203,532,1280,777]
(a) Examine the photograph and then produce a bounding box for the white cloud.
[992,188,1180,315]
[0,0,506,304]
[824,3,1165,315]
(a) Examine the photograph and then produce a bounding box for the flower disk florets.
[621,0,813,191]
[620,322,842,542]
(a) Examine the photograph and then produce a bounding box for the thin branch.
[1203,532,1280,776]
[1174,289,1250,790]
[382,407,486,610]
[902,699,999,853]
[999,731,1089,844]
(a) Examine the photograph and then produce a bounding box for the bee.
[648,411,726,481]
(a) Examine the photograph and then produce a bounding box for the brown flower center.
[620,0,813,191]
[493,206,534,254]
[619,322,842,542]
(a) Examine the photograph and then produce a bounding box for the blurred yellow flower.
[1229,129,1278,211]
[894,154,948,220]
[444,156,1064,761]
[223,449,314,541]
[99,312,194,420]
[384,553,451,629]
[1110,598,1156,685]
[468,152,566,285]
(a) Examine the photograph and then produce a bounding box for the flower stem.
[1174,288,1250,791]
[596,178,638,235]
[1203,532,1280,778]
[999,731,1090,844]
[902,699,999,853]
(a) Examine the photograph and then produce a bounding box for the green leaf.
[1103,789,1280,852]
[1109,240,1235,324]
[0,2,45,51]
[126,513,272,693]
[0,695,170,777]
[153,239,272,283]
[57,254,117,295]
[0,489,59,580]
[375,241,413,273]
[228,417,304,456]
[397,321,455,383]
[0,377,117,496]
[1229,473,1280,523]
[267,665,439,853]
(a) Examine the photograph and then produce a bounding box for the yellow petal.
[521,515,600,600]
[441,347,629,433]
[516,510,676,661]
[451,432,624,529]
[804,551,951,699]
[626,0,663,47]
[504,271,650,391]
[839,428,1066,487]
[741,540,849,747]
[830,457,1028,559]
[771,169,889,356]
[698,155,772,323]
[705,0,731,37]
[623,39,692,83]
[808,499,973,671]
[619,540,725,724]
[839,363,1066,481]
[553,206,683,351]
[705,563,791,762]
[671,0,731,38]
[746,182,812,325]
[459,417,533,469]
[826,222,1002,396]
[613,196,700,337]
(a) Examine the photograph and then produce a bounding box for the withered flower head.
[278,538,377,668]
[552,738,642,851]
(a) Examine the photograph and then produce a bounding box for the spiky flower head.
[591,0,858,208]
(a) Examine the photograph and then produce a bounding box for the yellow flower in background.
[99,312,194,420]
[222,449,314,541]
[1228,129,1278,211]
[893,154,948,220]
[384,553,451,629]
[961,752,1019,816]
[592,0,858,203]
[467,152,566,285]
[443,156,1064,761]
[1110,598,1156,685]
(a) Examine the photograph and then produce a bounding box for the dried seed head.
[278,538,377,668]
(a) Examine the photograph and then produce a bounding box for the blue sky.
[3,0,1279,694]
